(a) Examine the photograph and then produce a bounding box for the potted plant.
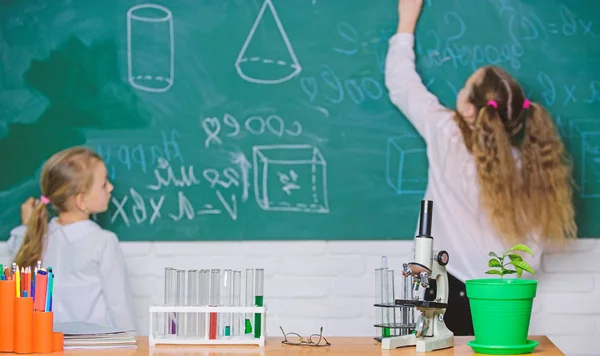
[465,244,539,355]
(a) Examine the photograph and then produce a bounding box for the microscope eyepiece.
[418,200,434,237]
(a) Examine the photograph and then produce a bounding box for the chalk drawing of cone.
[235,0,302,85]
[127,4,174,93]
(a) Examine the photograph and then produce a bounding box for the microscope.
[381,200,454,352]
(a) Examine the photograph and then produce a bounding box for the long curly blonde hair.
[454,66,576,247]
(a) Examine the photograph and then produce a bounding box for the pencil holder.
[14,297,34,354]
[53,332,64,352]
[0,279,16,352]
[33,311,53,354]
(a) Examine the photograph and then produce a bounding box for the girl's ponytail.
[14,199,49,268]
[472,105,524,243]
[520,102,576,245]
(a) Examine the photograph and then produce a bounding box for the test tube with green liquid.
[245,269,254,335]
[381,256,391,337]
[221,269,233,337]
[254,268,264,338]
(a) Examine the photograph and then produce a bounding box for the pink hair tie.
[487,100,498,109]
[523,98,531,109]
[40,196,50,205]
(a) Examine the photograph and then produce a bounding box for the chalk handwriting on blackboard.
[201,113,302,148]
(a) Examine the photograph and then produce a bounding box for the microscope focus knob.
[436,250,449,266]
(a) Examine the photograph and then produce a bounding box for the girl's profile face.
[82,161,113,214]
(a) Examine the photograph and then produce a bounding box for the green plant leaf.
[501,269,517,275]
[516,267,523,278]
[510,260,534,275]
[489,251,499,258]
[485,270,503,275]
[510,244,534,256]
[488,258,502,268]
[508,254,523,261]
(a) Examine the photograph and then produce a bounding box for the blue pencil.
[45,268,53,312]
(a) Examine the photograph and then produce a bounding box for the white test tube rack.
[148,305,266,346]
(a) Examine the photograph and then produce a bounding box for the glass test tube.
[375,268,383,338]
[254,268,264,338]
[221,269,233,337]
[402,273,413,334]
[244,269,254,335]
[164,267,177,336]
[381,257,391,337]
[199,269,210,338]
[187,270,199,337]
[388,269,396,336]
[176,269,187,336]
[209,269,220,340]
[232,271,242,337]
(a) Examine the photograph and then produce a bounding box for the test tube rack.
[148,305,266,346]
[374,256,416,341]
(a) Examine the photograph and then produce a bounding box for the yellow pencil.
[15,265,20,297]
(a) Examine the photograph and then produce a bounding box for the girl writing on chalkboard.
[387,0,576,336]
[7,147,136,331]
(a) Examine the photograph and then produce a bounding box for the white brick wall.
[1,239,598,356]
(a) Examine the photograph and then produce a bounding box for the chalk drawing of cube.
[386,135,428,195]
[570,120,600,198]
[253,145,329,213]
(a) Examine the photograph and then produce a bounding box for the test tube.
[199,269,210,338]
[374,268,383,338]
[232,271,242,337]
[244,269,254,335]
[254,268,264,338]
[209,269,220,340]
[176,269,187,336]
[164,267,177,336]
[388,269,396,336]
[221,269,233,337]
[381,257,391,337]
[402,273,410,334]
[187,270,199,337]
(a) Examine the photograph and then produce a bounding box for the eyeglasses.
[280,326,331,347]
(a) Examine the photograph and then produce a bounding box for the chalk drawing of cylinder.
[127,4,174,93]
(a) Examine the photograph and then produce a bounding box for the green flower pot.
[465,279,538,354]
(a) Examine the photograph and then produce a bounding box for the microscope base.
[381,315,454,352]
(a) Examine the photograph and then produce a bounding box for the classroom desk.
[26,335,564,356]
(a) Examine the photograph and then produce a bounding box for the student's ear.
[74,193,88,214]
[461,102,477,124]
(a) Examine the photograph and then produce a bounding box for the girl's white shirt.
[385,33,542,282]
[7,218,136,331]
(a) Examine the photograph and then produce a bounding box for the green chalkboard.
[1,0,599,241]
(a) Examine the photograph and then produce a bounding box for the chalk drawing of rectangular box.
[252,145,329,213]
[570,120,600,198]
[386,135,428,195]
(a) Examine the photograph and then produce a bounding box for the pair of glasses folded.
[279,326,331,347]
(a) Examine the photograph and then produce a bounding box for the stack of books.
[53,322,137,350]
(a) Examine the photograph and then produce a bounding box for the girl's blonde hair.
[455,66,576,247]
[14,147,103,267]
